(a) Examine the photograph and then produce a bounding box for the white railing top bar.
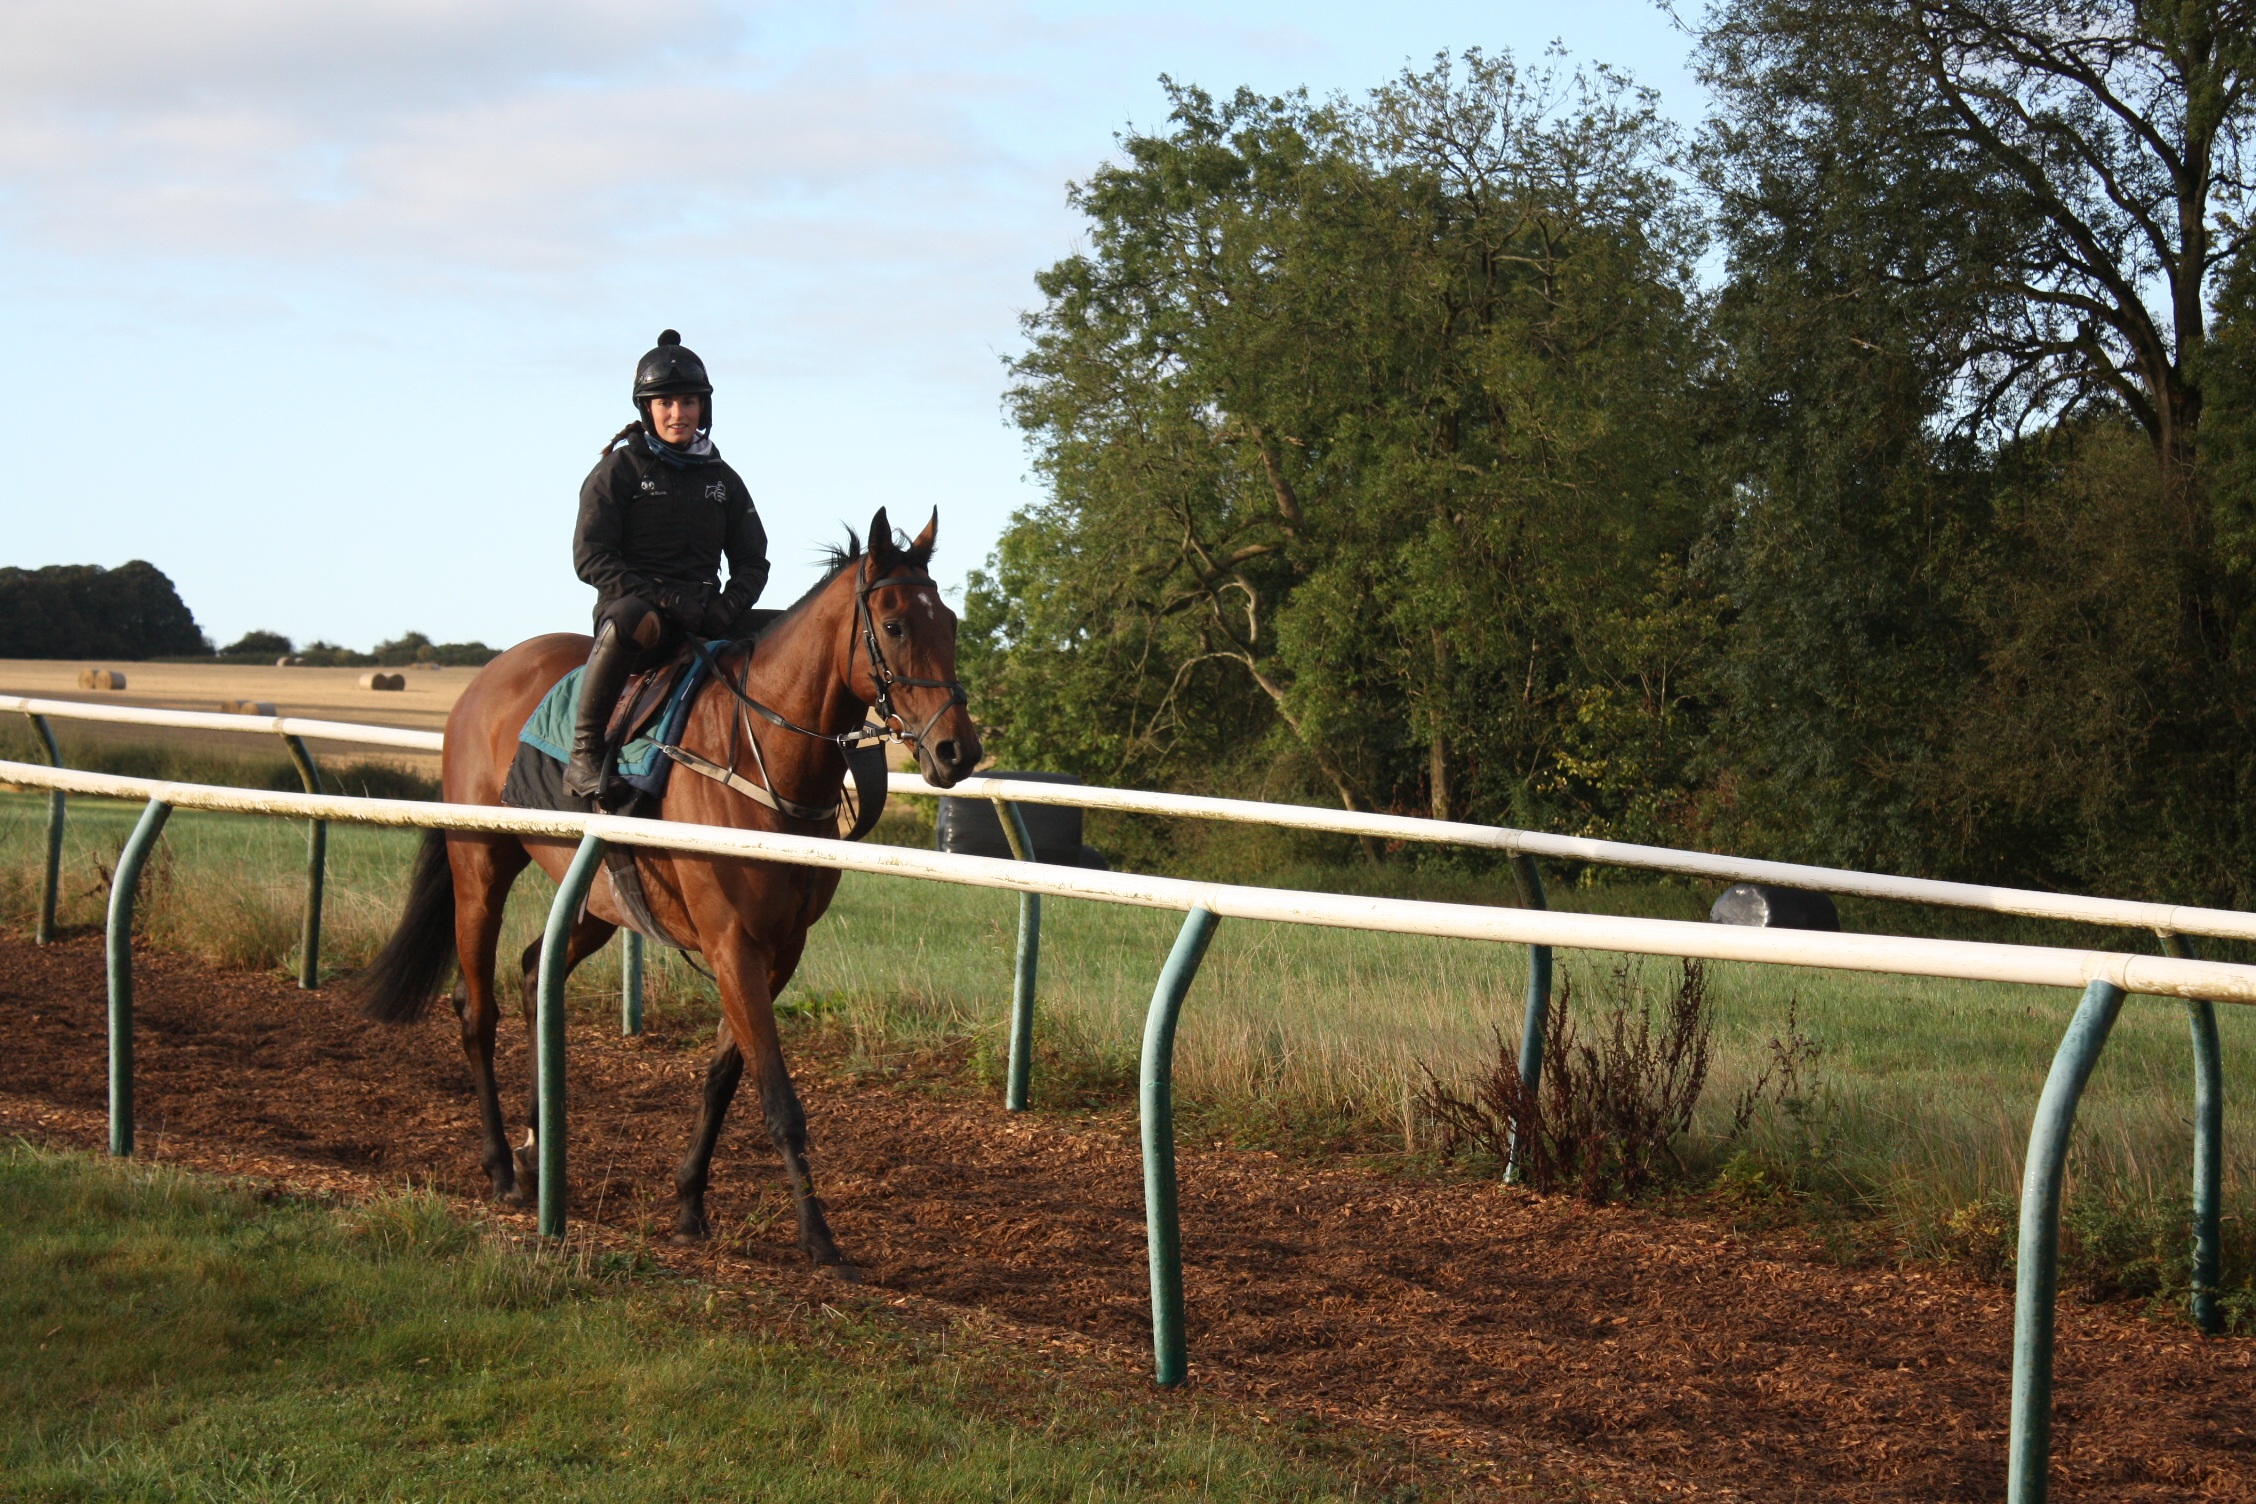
[7,758,2253,1006]
[9,692,2253,944]
[1,694,446,754]
[898,772,2256,945]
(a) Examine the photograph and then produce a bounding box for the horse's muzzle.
[916,729,983,789]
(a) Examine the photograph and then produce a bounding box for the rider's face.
[647,395,703,445]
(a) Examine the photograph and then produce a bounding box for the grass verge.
[0,1142,1406,1503]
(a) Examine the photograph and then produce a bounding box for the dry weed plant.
[1422,960,1814,1203]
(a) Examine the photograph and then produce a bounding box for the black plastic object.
[936,771,1108,869]
[1709,882,1840,931]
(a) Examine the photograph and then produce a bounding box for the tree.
[975,52,1714,840]
[1695,0,2256,899]
[0,561,206,660]
[1700,0,2253,481]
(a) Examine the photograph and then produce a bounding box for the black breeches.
[593,595,688,671]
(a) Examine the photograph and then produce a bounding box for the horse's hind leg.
[511,907,619,1198]
[450,833,528,1201]
[673,1020,745,1244]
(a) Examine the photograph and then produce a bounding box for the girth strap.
[658,743,841,823]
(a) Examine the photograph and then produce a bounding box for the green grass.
[4,778,2251,1325]
[0,1143,1396,1503]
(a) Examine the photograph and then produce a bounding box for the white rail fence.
[5,696,2248,1504]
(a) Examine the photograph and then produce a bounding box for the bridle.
[850,568,971,748]
[663,563,968,823]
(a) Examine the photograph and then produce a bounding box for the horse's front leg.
[678,923,855,1277]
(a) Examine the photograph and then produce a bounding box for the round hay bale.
[77,669,127,691]
[219,700,278,716]
[359,672,406,691]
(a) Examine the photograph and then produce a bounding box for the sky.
[0,0,1707,652]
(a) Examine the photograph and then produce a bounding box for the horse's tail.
[354,828,458,1025]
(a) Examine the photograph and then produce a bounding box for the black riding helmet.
[633,329,713,433]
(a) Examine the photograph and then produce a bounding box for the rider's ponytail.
[601,420,645,458]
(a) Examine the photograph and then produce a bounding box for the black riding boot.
[563,623,633,799]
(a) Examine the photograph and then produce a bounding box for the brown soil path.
[0,933,2247,1501]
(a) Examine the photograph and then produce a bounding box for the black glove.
[654,582,715,632]
[702,582,759,639]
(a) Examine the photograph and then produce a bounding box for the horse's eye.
[883,619,905,638]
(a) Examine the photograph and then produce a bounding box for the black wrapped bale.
[1709,882,1841,932]
[936,772,1108,869]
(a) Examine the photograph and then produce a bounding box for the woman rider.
[564,330,769,798]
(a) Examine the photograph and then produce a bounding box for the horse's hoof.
[669,1229,709,1246]
[818,1260,864,1284]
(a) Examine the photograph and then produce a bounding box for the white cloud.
[0,2,1088,272]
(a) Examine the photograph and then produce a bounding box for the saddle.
[600,607,785,756]
[602,646,702,762]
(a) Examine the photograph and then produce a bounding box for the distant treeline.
[969,9,2256,908]
[0,562,207,660]
[0,561,498,668]
[215,629,499,669]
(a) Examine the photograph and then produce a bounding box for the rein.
[660,566,965,830]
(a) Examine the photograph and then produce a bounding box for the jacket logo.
[639,479,659,493]
[705,482,727,503]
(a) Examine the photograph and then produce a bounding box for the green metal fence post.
[27,714,64,945]
[621,928,645,1037]
[280,735,326,990]
[1141,905,1221,1387]
[107,798,173,1158]
[993,799,1041,1112]
[1505,854,1552,1183]
[2008,977,2127,1504]
[2159,931,2224,1336]
[537,833,608,1238]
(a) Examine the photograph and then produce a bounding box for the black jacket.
[573,438,769,614]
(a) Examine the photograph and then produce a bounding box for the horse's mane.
[752,524,935,642]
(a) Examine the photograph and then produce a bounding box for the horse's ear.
[867,507,895,569]
[908,507,937,562]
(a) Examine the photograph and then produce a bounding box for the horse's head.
[850,506,982,787]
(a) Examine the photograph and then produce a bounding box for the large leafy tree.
[1694,0,2256,898]
[971,53,1712,839]
[1701,0,2252,475]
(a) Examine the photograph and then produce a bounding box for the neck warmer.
[645,428,720,469]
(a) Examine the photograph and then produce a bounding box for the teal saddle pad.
[519,645,722,785]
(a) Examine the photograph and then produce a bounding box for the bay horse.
[354,508,979,1277]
